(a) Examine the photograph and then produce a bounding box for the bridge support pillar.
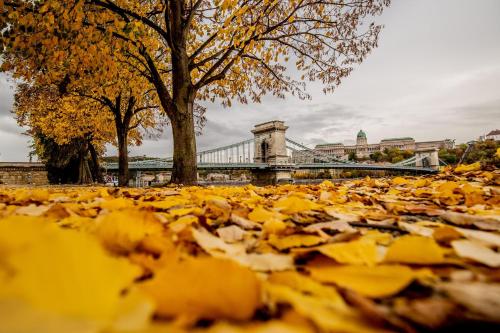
[415,148,439,170]
[250,168,293,186]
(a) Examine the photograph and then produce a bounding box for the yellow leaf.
[248,206,285,223]
[268,234,324,250]
[454,162,481,173]
[140,257,260,320]
[169,207,195,216]
[384,235,445,264]
[142,197,189,210]
[274,196,321,214]
[95,210,164,253]
[262,219,288,234]
[0,217,142,322]
[391,177,408,185]
[308,264,416,298]
[316,239,379,266]
[169,215,199,233]
[359,230,393,245]
[100,197,134,210]
[268,271,348,310]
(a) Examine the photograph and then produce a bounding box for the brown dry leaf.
[454,227,500,247]
[398,221,434,237]
[140,256,260,321]
[440,211,500,231]
[451,240,500,267]
[14,204,49,216]
[230,213,261,230]
[323,207,361,222]
[216,225,246,243]
[432,226,463,244]
[393,297,457,329]
[302,220,356,236]
[192,227,293,271]
[384,235,445,264]
[437,282,500,322]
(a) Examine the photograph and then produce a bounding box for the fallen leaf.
[437,282,500,322]
[440,211,500,231]
[265,283,381,333]
[268,234,324,251]
[316,239,379,266]
[451,240,500,267]
[95,210,164,253]
[384,235,445,264]
[454,162,481,173]
[247,206,286,223]
[230,213,261,230]
[0,217,144,324]
[302,220,356,236]
[216,225,246,243]
[308,263,417,298]
[140,256,260,320]
[274,196,321,214]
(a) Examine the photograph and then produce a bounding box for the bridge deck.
[104,162,437,173]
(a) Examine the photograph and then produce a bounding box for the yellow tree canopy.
[1,0,389,109]
[14,83,113,149]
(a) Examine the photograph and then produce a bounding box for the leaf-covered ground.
[0,164,499,333]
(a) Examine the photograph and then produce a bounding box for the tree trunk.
[88,142,103,183]
[117,130,129,186]
[77,144,92,184]
[170,106,197,185]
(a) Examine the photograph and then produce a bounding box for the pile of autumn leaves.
[0,164,499,333]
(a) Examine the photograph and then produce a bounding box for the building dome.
[357,130,366,138]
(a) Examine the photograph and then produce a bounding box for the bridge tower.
[415,148,439,170]
[251,120,289,164]
[250,120,293,185]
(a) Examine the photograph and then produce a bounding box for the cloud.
[2,0,500,160]
[0,115,24,135]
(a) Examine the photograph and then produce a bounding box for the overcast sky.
[1,0,499,161]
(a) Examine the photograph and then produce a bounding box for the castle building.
[293,130,454,162]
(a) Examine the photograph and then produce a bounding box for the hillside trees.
[1,0,390,184]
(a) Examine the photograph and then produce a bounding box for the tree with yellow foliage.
[14,79,164,185]
[1,2,166,185]
[14,83,112,183]
[1,0,390,184]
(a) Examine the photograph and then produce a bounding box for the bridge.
[105,120,439,185]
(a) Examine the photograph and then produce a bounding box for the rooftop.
[315,143,343,148]
[357,130,366,138]
[486,129,500,136]
[381,137,414,142]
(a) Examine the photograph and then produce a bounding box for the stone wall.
[0,163,49,186]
